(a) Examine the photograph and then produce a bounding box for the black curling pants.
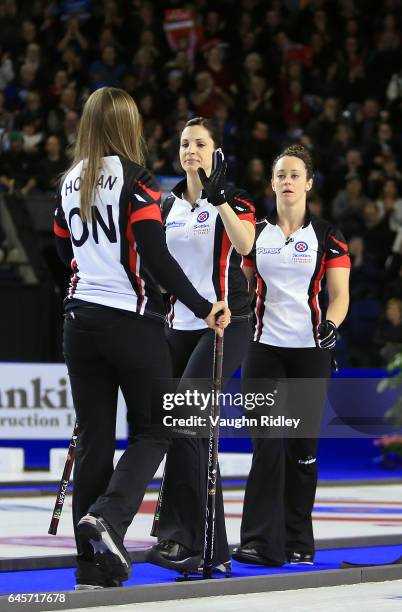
[156,318,252,565]
[63,303,171,557]
[240,342,331,563]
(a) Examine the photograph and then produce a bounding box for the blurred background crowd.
[0,0,402,367]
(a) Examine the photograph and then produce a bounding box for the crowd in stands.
[1,0,402,366]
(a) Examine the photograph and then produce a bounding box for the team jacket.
[245,210,351,348]
[163,178,255,330]
[53,156,212,322]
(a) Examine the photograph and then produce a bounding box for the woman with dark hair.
[54,89,230,589]
[147,117,255,574]
[233,144,350,567]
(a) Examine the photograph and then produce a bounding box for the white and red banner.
[0,363,127,439]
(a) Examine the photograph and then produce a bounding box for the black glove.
[197,150,227,206]
[317,320,337,350]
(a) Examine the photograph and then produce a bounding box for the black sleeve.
[54,190,73,267]
[55,235,73,267]
[161,195,175,225]
[225,187,256,225]
[134,219,213,320]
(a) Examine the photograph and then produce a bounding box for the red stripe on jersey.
[126,207,145,311]
[168,296,176,327]
[130,204,162,225]
[254,275,265,341]
[311,255,326,339]
[326,254,351,268]
[234,196,256,214]
[133,180,161,202]
[219,231,232,300]
[68,271,79,298]
[238,212,256,225]
[330,235,348,251]
[242,255,254,268]
[54,220,70,238]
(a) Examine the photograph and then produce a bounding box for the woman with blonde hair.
[54,87,229,589]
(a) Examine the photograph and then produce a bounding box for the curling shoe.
[288,551,314,565]
[146,539,202,572]
[77,514,132,582]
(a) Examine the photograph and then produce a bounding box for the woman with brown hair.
[233,144,350,567]
[146,117,255,575]
[54,87,229,589]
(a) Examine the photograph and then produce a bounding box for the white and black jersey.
[163,178,255,330]
[246,210,351,348]
[54,156,212,322]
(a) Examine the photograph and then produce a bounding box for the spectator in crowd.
[363,200,396,266]
[46,70,69,108]
[190,70,230,115]
[35,135,67,192]
[376,179,402,232]
[242,157,269,220]
[0,130,36,195]
[384,260,402,303]
[4,63,38,109]
[347,234,382,366]
[21,119,43,154]
[366,122,401,172]
[1,0,402,367]
[332,174,368,237]
[201,41,234,93]
[308,192,323,218]
[242,120,277,164]
[373,298,402,364]
[19,20,38,49]
[57,16,89,55]
[0,91,13,151]
[59,110,79,154]
[161,70,185,115]
[305,97,340,148]
[16,91,45,133]
[0,47,14,90]
[89,45,125,90]
[47,86,79,133]
[166,94,193,134]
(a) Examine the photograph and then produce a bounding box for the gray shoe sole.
[77,515,131,581]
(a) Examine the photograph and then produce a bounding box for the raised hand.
[197,150,227,207]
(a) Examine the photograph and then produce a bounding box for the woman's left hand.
[198,151,227,207]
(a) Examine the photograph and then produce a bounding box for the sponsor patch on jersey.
[166,220,186,229]
[257,247,282,255]
[193,224,210,236]
[197,211,209,223]
[292,254,312,263]
[295,241,308,252]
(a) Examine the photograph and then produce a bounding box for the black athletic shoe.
[288,551,314,565]
[75,556,123,590]
[77,514,132,581]
[146,540,202,572]
[232,546,285,567]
